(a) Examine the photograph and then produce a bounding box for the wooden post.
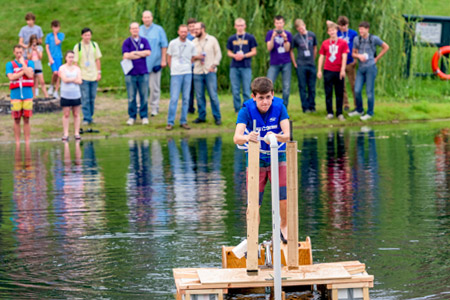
[286,141,299,269]
[247,141,260,274]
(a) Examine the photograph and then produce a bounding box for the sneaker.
[180,123,191,130]
[142,118,149,125]
[151,112,158,117]
[360,114,372,121]
[52,91,59,99]
[338,114,346,121]
[348,110,363,117]
[126,118,135,126]
[215,119,222,126]
[304,109,311,113]
[165,124,173,131]
[326,114,334,120]
[35,88,39,96]
[193,118,206,124]
[47,85,54,95]
[82,121,89,126]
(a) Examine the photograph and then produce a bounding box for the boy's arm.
[272,119,290,143]
[375,42,389,63]
[317,54,324,79]
[234,123,259,145]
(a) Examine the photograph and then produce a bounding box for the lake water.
[0,122,449,299]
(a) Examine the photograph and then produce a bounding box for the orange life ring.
[431,46,450,80]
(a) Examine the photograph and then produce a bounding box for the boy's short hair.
[251,77,274,95]
[274,15,284,22]
[14,44,23,51]
[187,18,197,25]
[51,20,60,28]
[326,20,338,30]
[81,27,92,35]
[294,19,305,28]
[25,13,35,21]
[359,21,370,29]
[337,16,349,26]
[179,24,188,30]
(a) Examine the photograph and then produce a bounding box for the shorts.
[50,57,63,73]
[60,97,81,107]
[11,99,33,118]
[35,69,42,74]
[246,161,287,205]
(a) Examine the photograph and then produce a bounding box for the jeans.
[193,73,221,121]
[355,64,378,116]
[295,64,316,112]
[267,62,291,107]
[188,66,195,113]
[230,67,252,112]
[324,70,344,116]
[167,74,192,126]
[80,80,98,123]
[125,73,149,119]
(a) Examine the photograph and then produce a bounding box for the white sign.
[415,22,442,44]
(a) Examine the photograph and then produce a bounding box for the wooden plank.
[331,289,338,300]
[363,287,370,300]
[326,282,372,289]
[286,142,299,269]
[247,141,260,273]
[197,265,351,285]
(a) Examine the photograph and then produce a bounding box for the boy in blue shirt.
[45,20,65,98]
[233,77,290,243]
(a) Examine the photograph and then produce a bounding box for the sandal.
[74,135,81,141]
[61,136,69,141]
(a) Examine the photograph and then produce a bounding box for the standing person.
[186,17,197,114]
[122,22,151,125]
[349,21,389,121]
[18,12,44,59]
[165,24,197,130]
[139,10,168,117]
[337,16,358,111]
[290,19,317,113]
[192,22,222,125]
[317,21,349,121]
[27,35,48,98]
[73,27,102,126]
[233,77,290,242]
[266,15,292,108]
[6,45,35,145]
[45,20,64,99]
[227,18,258,113]
[59,51,82,141]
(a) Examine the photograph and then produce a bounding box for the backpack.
[77,41,97,61]
[357,34,377,58]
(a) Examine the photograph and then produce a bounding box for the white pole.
[264,134,282,300]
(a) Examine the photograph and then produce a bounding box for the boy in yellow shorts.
[6,45,35,144]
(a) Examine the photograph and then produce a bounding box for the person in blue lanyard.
[233,77,291,243]
[226,18,258,113]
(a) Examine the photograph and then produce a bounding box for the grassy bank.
[1,84,449,143]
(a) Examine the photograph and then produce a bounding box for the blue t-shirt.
[122,37,151,75]
[6,60,35,99]
[337,29,358,64]
[187,32,195,41]
[353,35,384,68]
[226,33,258,68]
[236,97,289,127]
[139,24,168,71]
[45,32,65,59]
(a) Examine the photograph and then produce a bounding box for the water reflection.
[0,125,449,299]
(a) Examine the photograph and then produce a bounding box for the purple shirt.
[265,30,292,65]
[122,36,151,75]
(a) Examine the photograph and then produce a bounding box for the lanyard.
[131,37,141,51]
[299,33,308,48]
[83,42,91,62]
[199,37,208,53]
[236,33,246,52]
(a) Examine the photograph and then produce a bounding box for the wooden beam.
[247,141,260,274]
[363,287,370,300]
[331,289,338,300]
[286,142,299,269]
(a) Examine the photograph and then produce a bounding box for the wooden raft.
[174,261,373,300]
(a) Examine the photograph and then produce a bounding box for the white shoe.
[47,85,54,95]
[82,121,89,126]
[326,114,334,120]
[348,110,363,117]
[338,114,346,121]
[360,114,372,121]
[35,88,39,96]
[52,91,59,99]
[142,118,149,125]
[126,118,135,126]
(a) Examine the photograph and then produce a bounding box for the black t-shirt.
[226,33,258,68]
[292,31,317,66]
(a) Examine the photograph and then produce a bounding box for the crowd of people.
[6,11,389,144]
